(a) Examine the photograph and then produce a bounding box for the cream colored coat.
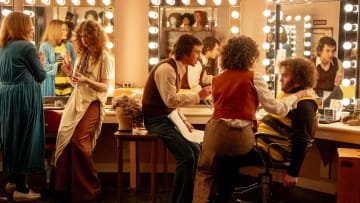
[54,51,113,165]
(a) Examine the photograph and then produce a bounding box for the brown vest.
[212,70,258,121]
[311,57,339,94]
[142,58,180,117]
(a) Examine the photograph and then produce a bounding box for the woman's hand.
[61,62,72,77]
[72,72,88,84]
[295,89,311,98]
[38,51,45,66]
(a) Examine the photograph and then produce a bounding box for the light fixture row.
[24,0,111,6]
[150,0,238,6]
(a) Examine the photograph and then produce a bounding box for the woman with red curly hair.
[54,20,113,202]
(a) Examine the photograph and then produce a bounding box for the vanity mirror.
[148,0,240,70]
[21,0,115,97]
[0,0,13,21]
[264,0,359,109]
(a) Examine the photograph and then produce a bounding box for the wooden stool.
[114,131,165,203]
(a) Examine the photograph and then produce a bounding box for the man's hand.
[183,120,194,132]
[198,85,212,100]
[283,174,298,188]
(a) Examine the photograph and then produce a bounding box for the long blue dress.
[0,40,47,174]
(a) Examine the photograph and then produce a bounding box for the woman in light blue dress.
[39,19,76,96]
[0,12,46,201]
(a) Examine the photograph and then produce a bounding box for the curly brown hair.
[220,36,259,70]
[279,57,317,89]
[77,20,109,62]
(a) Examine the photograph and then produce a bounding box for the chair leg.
[45,159,51,188]
[258,173,272,203]
[232,173,273,203]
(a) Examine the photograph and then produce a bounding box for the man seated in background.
[181,36,220,92]
[311,36,344,107]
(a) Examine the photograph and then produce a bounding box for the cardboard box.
[337,148,360,203]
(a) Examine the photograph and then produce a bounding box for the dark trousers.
[144,114,200,203]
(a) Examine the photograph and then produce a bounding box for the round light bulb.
[344,23,352,31]
[149,57,159,65]
[342,98,350,106]
[149,26,159,34]
[213,0,222,5]
[182,0,190,5]
[263,10,271,17]
[343,41,352,50]
[262,42,270,50]
[148,11,159,19]
[342,79,350,87]
[262,25,271,33]
[229,0,237,5]
[343,60,351,69]
[231,26,240,34]
[263,59,270,66]
[231,11,240,19]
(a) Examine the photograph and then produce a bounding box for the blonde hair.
[40,19,67,46]
[0,12,33,47]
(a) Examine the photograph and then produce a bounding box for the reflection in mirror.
[262,1,360,107]
[0,0,13,21]
[148,0,241,71]
[23,1,115,97]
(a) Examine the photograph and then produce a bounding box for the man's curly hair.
[220,36,260,70]
[279,57,317,89]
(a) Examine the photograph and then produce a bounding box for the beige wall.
[114,0,149,88]
[240,0,267,73]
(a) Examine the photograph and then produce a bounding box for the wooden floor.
[0,172,336,203]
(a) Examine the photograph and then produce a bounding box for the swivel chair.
[232,115,319,203]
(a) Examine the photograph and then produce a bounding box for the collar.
[200,54,207,65]
[315,56,334,67]
[172,56,186,77]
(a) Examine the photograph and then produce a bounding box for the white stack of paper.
[168,109,204,144]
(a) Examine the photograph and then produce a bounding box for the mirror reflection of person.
[65,11,75,40]
[311,36,344,106]
[39,19,76,96]
[84,10,99,21]
[181,36,220,92]
[279,26,293,57]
